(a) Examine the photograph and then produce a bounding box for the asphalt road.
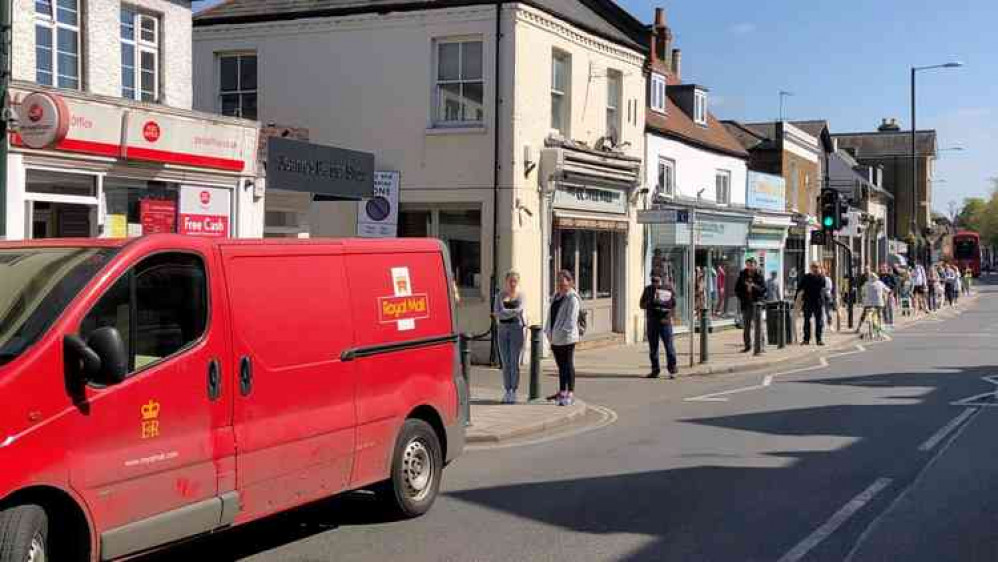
[139,278,998,562]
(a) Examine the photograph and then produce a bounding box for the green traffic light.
[823,216,834,227]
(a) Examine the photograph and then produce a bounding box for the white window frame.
[715,169,731,205]
[217,52,258,119]
[121,8,160,102]
[694,89,707,126]
[605,69,622,140]
[551,50,572,136]
[34,0,81,90]
[650,73,667,114]
[657,157,675,198]
[432,38,484,128]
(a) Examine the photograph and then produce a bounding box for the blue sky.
[193,0,995,213]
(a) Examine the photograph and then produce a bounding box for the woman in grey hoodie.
[545,269,581,406]
[493,270,526,404]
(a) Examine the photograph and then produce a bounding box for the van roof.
[0,235,446,254]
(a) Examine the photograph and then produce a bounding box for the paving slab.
[466,387,587,444]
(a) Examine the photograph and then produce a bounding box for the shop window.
[578,231,594,299]
[558,229,615,302]
[34,0,80,89]
[606,69,622,141]
[433,39,484,127]
[103,178,179,238]
[219,53,258,120]
[551,50,571,136]
[399,207,482,297]
[121,8,160,102]
[26,170,96,197]
[81,253,207,374]
[597,232,613,298]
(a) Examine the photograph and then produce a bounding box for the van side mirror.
[86,327,128,386]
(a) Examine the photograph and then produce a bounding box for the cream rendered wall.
[507,4,646,342]
[193,6,501,336]
[644,133,748,205]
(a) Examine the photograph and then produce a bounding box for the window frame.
[550,49,572,137]
[694,89,707,126]
[715,169,731,205]
[657,157,676,198]
[77,251,211,383]
[431,38,485,128]
[605,68,622,141]
[120,8,161,102]
[34,0,81,90]
[217,52,258,120]
[650,73,667,114]
[398,205,483,299]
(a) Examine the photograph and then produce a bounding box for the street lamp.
[911,61,964,265]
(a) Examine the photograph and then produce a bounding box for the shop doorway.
[30,202,98,239]
[552,228,622,337]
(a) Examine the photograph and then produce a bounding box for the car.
[0,234,467,562]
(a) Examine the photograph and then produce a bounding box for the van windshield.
[0,247,118,366]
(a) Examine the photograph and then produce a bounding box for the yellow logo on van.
[379,294,430,323]
[140,400,161,439]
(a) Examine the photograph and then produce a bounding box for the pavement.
[466,387,587,444]
[135,281,998,562]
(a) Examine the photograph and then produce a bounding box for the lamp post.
[911,61,963,265]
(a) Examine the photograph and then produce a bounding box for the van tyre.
[379,419,443,518]
[0,505,48,562]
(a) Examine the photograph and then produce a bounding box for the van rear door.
[220,243,358,521]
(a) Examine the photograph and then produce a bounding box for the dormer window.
[650,73,666,114]
[694,89,707,126]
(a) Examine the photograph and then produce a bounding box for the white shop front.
[4,84,261,241]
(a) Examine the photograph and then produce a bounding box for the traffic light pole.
[833,239,854,330]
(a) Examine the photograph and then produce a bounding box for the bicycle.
[861,306,886,341]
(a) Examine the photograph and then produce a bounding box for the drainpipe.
[488,0,503,365]
[0,0,10,238]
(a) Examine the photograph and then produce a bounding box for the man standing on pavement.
[797,262,827,346]
[641,275,678,379]
[735,258,767,353]
[878,264,897,328]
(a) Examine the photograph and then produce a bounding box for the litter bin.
[765,301,781,345]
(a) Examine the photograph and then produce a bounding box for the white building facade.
[193,0,649,349]
[3,0,262,241]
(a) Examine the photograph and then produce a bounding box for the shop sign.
[695,220,749,247]
[16,92,70,149]
[125,109,255,173]
[357,171,400,238]
[179,186,230,238]
[267,137,374,200]
[747,172,786,212]
[140,200,177,235]
[554,185,627,214]
[638,208,689,224]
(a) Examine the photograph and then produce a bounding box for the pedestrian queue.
[545,270,581,406]
[493,269,526,404]
[640,275,678,379]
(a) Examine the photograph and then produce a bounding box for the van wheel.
[378,419,443,518]
[0,505,49,562]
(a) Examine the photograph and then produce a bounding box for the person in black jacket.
[735,258,767,352]
[640,275,678,378]
[797,262,827,346]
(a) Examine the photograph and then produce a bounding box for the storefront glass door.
[553,228,619,336]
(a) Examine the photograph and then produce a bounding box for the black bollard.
[699,308,709,364]
[460,333,472,425]
[529,325,543,401]
[753,303,764,356]
[777,301,787,349]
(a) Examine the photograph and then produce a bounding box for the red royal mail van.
[0,235,467,561]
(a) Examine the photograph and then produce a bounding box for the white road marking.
[466,404,618,451]
[777,478,893,562]
[918,407,978,451]
[685,357,833,402]
[762,375,775,386]
[951,375,998,407]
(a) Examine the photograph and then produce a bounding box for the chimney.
[878,118,901,132]
[651,7,672,72]
[671,49,682,81]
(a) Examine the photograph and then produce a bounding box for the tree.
[956,197,986,230]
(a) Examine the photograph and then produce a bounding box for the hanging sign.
[16,92,71,149]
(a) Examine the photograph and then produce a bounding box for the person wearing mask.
[765,271,782,303]
[796,262,827,346]
[641,275,678,379]
[878,264,897,328]
[545,270,581,406]
[856,268,888,334]
[735,258,767,353]
[493,270,526,404]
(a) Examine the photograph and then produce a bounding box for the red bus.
[953,230,982,277]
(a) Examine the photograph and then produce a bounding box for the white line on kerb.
[777,477,893,562]
[918,407,978,451]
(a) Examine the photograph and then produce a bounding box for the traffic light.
[820,188,841,231]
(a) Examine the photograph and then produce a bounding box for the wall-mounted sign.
[179,186,230,238]
[554,185,627,214]
[358,171,400,238]
[140,199,177,235]
[125,109,255,172]
[267,137,374,200]
[747,171,786,212]
[638,208,689,224]
[16,92,70,149]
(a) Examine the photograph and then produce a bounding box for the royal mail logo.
[27,104,43,123]
[379,294,430,324]
[142,121,161,143]
[140,399,161,439]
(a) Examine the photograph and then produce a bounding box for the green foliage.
[954,179,998,247]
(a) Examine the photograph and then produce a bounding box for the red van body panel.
[0,235,464,561]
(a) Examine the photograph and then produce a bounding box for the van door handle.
[239,356,253,397]
[207,359,222,401]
